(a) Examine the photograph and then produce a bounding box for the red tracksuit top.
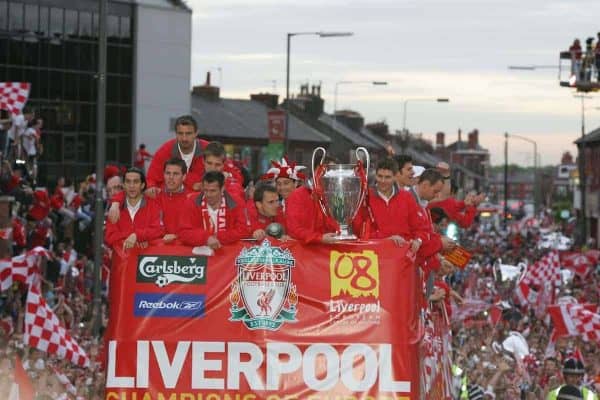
[353,186,442,271]
[177,191,249,246]
[146,138,245,192]
[104,196,165,248]
[247,204,286,233]
[155,188,190,235]
[286,186,338,244]
[428,197,476,228]
[146,138,209,191]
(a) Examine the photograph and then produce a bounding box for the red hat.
[104,165,122,183]
[261,157,306,181]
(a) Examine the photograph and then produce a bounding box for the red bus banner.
[105,239,421,400]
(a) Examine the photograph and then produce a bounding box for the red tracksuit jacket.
[104,196,165,248]
[354,186,442,267]
[247,204,286,233]
[428,197,476,228]
[286,186,338,244]
[146,138,245,192]
[146,138,209,191]
[177,191,249,246]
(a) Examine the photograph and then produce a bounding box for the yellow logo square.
[329,250,379,298]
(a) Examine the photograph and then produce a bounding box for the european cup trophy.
[312,147,370,240]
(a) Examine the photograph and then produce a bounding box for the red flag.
[9,356,35,400]
[24,284,90,367]
[548,303,600,345]
[514,281,537,306]
[488,305,503,326]
[0,82,30,115]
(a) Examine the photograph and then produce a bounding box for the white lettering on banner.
[106,341,411,393]
[137,341,149,388]
[192,342,225,389]
[227,342,264,390]
[302,344,338,391]
[154,341,190,389]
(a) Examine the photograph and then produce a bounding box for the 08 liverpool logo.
[229,240,297,331]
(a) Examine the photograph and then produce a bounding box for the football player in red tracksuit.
[202,141,245,200]
[411,169,456,276]
[145,115,208,194]
[145,115,241,195]
[286,185,339,245]
[104,167,164,250]
[178,171,249,248]
[261,157,306,214]
[248,183,288,241]
[108,158,190,243]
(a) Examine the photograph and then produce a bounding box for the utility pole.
[92,0,107,336]
[504,132,509,229]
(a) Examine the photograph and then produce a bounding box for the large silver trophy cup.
[312,147,370,240]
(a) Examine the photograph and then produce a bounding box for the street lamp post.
[402,98,450,134]
[284,31,353,154]
[506,133,539,215]
[333,80,388,126]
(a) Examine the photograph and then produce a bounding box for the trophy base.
[332,234,358,241]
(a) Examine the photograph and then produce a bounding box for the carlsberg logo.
[137,255,207,287]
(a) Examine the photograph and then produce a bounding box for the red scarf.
[201,196,227,235]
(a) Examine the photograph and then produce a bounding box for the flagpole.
[92,0,107,337]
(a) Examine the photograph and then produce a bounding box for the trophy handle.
[355,147,370,178]
[311,147,327,179]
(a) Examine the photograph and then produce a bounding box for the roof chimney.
[250,93,280,109]
[436,132,445,148]
[468,129,478,149]
[192,71,220,101]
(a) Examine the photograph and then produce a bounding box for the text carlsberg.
[137,255,207,287]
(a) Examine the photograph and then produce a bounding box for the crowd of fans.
[0,109,110,398]
[443,222,600,399]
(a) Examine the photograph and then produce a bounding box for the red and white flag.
[521,251,561,288]
[514,281,537,306]
[0,82,30,116]
[451,298,491,322]
[24,284,90,368]
[52,365,77,395]
[561,252,593,279]
[0,248,52,291]
[8,356,34,400]
[548,303,600,345]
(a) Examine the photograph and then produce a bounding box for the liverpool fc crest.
[229,240,297,330]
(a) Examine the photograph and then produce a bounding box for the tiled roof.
[191,96,331,144]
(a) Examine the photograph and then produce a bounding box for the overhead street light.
[333,80,389,115]
[401,98,450,134]
[284,31,354,153]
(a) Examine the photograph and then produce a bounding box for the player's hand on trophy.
[388,235,406,246]
[207,235,221,249]
[441,236,456,252]
[321,233,338,244]
[108,202,120,223]
[252,229,266,241]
